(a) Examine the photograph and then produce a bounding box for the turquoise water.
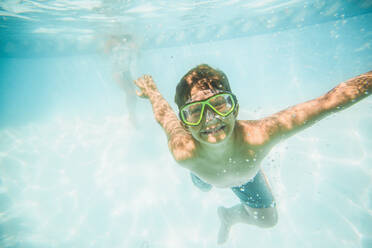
[1,1,372,248]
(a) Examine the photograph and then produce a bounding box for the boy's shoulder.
[235,120,271,147]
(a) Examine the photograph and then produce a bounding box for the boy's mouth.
[201,125,226,135]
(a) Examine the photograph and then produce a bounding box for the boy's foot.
[217,206,231,244]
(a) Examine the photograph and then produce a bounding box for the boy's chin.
[199,131,228,144]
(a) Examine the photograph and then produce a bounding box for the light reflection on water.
[0,2,372,247]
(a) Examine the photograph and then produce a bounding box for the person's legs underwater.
[114,71,138,125]
[217,170,278,244]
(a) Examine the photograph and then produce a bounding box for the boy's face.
[184,87,237,145]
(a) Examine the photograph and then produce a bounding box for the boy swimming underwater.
[134,64,371,244]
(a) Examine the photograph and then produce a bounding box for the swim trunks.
[190,170,276,209]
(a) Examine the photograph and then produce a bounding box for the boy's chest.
[201,147,257,166]
[191,147,262,187]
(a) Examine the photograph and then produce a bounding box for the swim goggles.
[180,93,236,126]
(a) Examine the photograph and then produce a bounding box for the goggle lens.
[209,95,234,115]
[182,104,203,124]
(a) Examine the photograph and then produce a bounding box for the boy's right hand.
[134,75,158,99]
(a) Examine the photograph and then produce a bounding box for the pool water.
[1,1,372,248]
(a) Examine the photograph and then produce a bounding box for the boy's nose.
[204,108,217,123]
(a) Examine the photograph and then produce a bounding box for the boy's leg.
[190,173,212,192]
[217,170,277,244]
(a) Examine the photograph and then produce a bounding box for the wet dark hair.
[175,64,232,109]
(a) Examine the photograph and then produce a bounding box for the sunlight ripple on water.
[0,0,372,248]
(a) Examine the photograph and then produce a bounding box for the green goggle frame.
[179,93,236,126]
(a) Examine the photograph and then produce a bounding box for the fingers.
[135,89,142,97]
[134,78,142,87]
[136,89,143,97]
[134,75,155,99]
[135,75,153,85]
[143,74,153,81]
[136,89,148,98]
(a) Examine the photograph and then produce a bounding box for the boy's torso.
[186,121,269,188]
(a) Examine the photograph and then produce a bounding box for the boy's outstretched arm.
[134,75,197,162]
[252,71,371,146]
